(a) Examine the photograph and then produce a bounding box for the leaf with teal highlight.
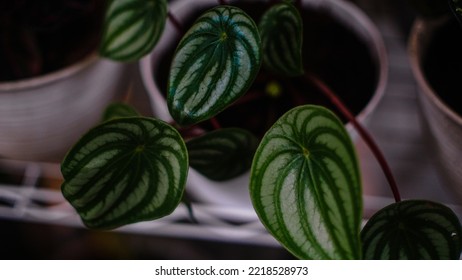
[102,103,140,122]
[168,6,261,126]
[187,128,259,181]
[250,105,362,259]
[100,0,167,61]
[259,1,303,76]
[61,117,188,230]
[361,200,462,259]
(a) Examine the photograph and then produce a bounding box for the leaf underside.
[259,1,304,76]
[100,0,167,61]
[168,5,261,126]
[250,105,362,260]
[187,128,259,181]
[61,117,188,230]
[361,200,462,260]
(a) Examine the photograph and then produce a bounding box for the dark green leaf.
[102,103,140,122]
[250,105,362,259]
[187,128,259,181]
[168,6,261,126]
[361,200,462,259]
[61,117,188,230]
[259,1,303,76]
[100,0,167,61]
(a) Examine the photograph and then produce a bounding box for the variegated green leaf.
[449,0,462,25]
[250,105,362,259]
[102,103,140,122]
[61,117,188,230]
[100,0,167,61]
[361,200,462,259]
[187,128,259,181]
[168,6,261,126]
[259,1,303,76]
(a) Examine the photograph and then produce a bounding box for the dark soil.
[155,1,378,137]
[0,0,105,82]
[423,18,462,117]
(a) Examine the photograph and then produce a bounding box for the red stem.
[306,72,402,203]
[167,11,184,34]
[209,117,222,130]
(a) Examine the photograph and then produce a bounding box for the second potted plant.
[0,0,133,161]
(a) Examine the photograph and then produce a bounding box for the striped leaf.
[102,103,140,122]
[61,117,188,230]
[449,0,462,25]
[361,200,462,259]
[100,0,167,61]
[187,128,259,181]
[259,1,303,76]
[250,105,362,259]
[168,6,261,126]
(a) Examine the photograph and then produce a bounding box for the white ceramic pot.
[139,0,387,209]
[409,17,462,200]
[0,53,132,162]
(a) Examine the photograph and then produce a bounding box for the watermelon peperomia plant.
[60,0,462,259]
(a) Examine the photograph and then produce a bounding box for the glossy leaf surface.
[61,117,188,229]
[259,1,303,76]
[361,200,462,259]
[102,103,140,122]
[100,0,167,61]
[251,105,362,259]
[187,128,259,181]
[168,6,261,126]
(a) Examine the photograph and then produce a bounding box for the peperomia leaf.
[259,1,303,76]
[61,117,188,230]
[250,105,362,259]
[100,0,167,61]
[168,6,261,126]
[449,0,462,25]
[187,128,259,181]
[102,103,140,122]
[361,200,462,259]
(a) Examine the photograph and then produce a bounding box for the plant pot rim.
[0,52,99,92]
[408,17,462,126]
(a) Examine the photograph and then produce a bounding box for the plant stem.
[305,72,402,203]
[182,194,199,224]
[209,117,222,130]
[167,11,183,34]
